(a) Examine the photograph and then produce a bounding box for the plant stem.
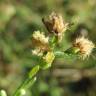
[13,65,40,96]
[13,77,36,96]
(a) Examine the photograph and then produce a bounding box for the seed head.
[32,31,50,56]
[42,12,68,43]
[32,31,49,44]
[73,37,95,59]
[49,12,68,34]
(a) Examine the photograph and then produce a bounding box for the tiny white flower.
[32,31,49,44]
[32,48,43,56]
[32,31,50,56]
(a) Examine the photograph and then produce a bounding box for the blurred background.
[0,0,96,96]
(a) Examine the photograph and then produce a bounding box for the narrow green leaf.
[25,77,37,89]
[54,51,77,59]
[28,65,40,78]
[13,77,37,96]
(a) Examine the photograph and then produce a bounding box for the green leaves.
[13,77,37,96]
[54,50,78,60]
[49,36,58,48]
[28,65,40,79]
[65,47,80,54]
[13,65,39,96]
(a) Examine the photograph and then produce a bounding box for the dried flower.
[32,48,43,56]
[73,36,95,59]
[32,31,55,69]
[32,31,50,56]
[32,31,49,44]
[42,12,68,42]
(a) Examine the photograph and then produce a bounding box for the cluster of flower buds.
[32,12,95,66]
[31,12,69,68]
[32,30,55,69]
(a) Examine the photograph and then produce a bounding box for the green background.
[0,0,96,96]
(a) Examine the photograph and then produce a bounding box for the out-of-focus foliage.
[0,0,96,96]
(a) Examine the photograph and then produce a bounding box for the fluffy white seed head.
[73,37,95,59]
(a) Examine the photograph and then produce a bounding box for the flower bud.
[42,51,55,69]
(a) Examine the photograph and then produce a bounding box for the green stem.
[13,77,37,96]
[13,65,40,96]
[54,51,78,59]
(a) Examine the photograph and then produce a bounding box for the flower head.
[73,36,95,59]
[42,12,68,43]
[49,12,68,34]
[32,31,50,56]
[32,31,49,44]
[32,31,55,69]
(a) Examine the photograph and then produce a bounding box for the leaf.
[54,51,77,59]
[28,65,40,79]
[25,77,37,89]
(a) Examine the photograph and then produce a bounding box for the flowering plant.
[0,12,95,96]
